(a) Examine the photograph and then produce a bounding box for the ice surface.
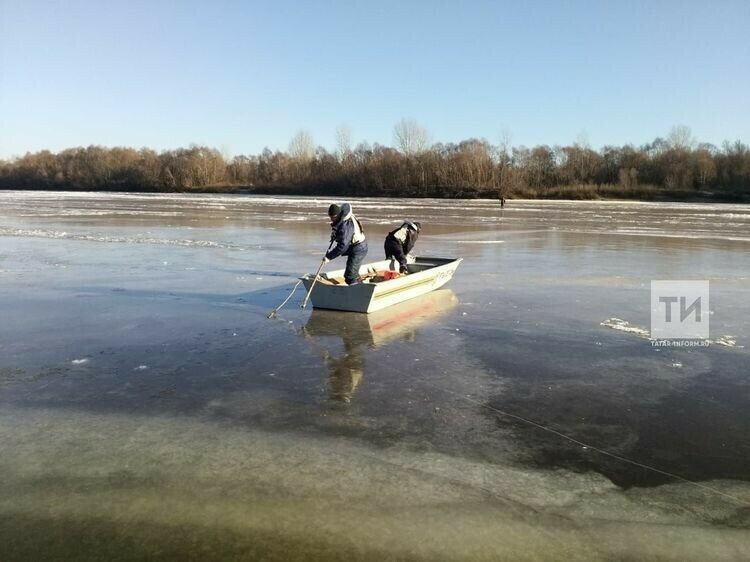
[1,407,749,561]
[1,191,749,560]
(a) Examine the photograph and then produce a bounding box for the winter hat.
[328,204,341,218]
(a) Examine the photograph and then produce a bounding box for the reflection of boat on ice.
[303,289,459,348]
[302,290,459,403]
[301,257,462,313]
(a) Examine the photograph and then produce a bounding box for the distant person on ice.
[384,221,421,274]
[324,203,368,285]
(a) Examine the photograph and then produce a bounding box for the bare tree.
[219,144,232,163]
[393,118,429,155]
[695,149,717,187]
[498,129,513,159]
[288,129,315,160]
[335,125,352,161]
[667,125,695,150]
[575,130,591,149]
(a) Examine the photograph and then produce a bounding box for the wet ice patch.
[607,229,750,243]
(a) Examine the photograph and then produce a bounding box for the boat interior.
[317,257,455,286]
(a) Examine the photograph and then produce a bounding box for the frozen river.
[1,191,749,560]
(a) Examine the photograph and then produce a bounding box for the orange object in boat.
[383,270,401,280]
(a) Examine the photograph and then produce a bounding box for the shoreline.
[2,185,748,204]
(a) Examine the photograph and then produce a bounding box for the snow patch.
[455,240,505,244]
[600,318,650,339]
[0,227,243,249]
[712,335,743,348]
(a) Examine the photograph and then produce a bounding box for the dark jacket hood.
[332,203,353,226]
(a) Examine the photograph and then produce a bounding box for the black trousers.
[384,236,407,271]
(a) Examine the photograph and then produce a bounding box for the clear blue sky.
[1,0,748,159]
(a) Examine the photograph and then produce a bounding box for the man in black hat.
[324,203,368,285]
[384,220,421,274]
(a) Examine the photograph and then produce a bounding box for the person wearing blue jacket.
[324,203,369,285]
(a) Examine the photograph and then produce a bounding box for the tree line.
[1,124,748,200]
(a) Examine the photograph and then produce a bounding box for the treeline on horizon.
[1,123,749,200]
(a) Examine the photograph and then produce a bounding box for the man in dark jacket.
[384,220,421,273]
[324,203,368,285]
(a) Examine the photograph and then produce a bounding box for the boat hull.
[301,257,462,313]
[303,290,459,346]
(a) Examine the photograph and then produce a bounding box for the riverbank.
[2,183,748,203]
[3,140,749,203]
[244,183,750,202]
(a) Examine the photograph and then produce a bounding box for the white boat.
[301,256,462,313]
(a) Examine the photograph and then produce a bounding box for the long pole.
[267,241,332,319]
[300,258,326,309]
